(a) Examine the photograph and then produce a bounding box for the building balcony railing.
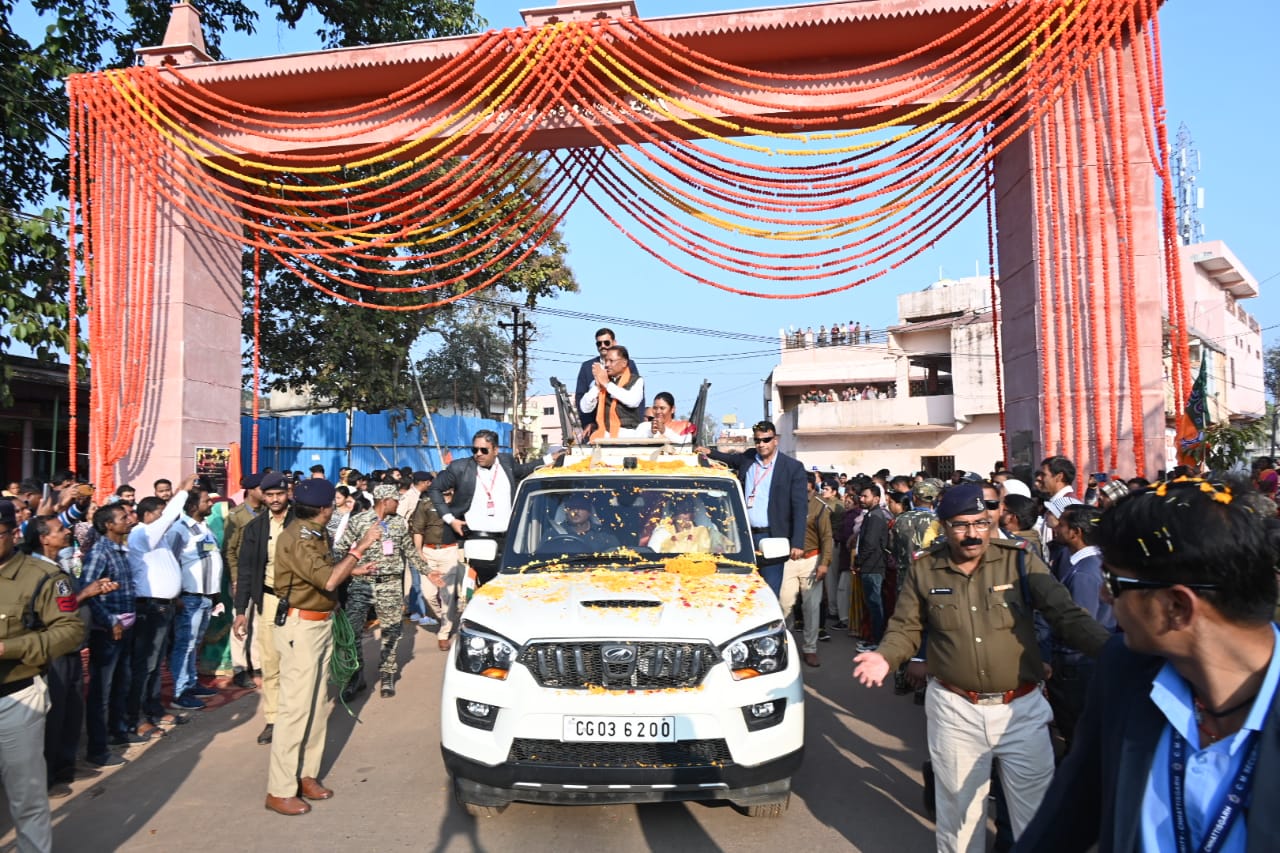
[792,395,955,434]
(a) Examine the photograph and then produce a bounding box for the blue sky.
[21,1,1278,424]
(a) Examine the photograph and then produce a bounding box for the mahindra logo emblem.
[602,645,635,664]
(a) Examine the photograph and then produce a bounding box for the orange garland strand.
[67,0,1191,487]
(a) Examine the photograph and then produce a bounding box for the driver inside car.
[547,494,621,554]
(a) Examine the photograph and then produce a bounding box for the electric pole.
[498,307,534,459]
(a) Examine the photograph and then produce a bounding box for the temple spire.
[136,3,213,67]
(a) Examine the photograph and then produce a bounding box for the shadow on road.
[788,635,935,851]
[25,690,264,851]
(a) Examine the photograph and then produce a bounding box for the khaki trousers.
[267,612,333,798]
[231,601,255,673]
[0,678,51,853]
[255,592,282,724]
[925,680,1054,853]
[778,554,822,653]
[422,545,465,639]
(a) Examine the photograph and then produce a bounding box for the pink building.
[1167,241,1265,421]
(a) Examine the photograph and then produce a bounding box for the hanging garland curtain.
[66,0,1190,494]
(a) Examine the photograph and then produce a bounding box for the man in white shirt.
[168,487,224,710]
[579,345,646,439]
[125,472,196,737]
[427,431,561,586]
[1034,455,1077,564]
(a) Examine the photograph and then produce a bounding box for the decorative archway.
[67,0,1185,492]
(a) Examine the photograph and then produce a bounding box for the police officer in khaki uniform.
[222,472,264,689]
[410,482,461,652]
[265,480,380,817]
[0,500,85,852]
[853,484,1111,853]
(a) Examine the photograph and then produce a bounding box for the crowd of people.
[702,418,1280,852]
[799,383,896,403]
[3,415,1279,848]
[780,322,879,349]
[0,442,562,836]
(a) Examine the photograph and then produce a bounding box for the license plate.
[562,716,676,742]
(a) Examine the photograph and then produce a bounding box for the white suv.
[441,442,804,818]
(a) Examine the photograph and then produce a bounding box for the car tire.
[744,794,790,819]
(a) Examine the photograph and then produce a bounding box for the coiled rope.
[329,609,363,721]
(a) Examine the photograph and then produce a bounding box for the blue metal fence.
[240,410,513,476]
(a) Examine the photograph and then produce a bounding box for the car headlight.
[454,623,520,681]
[719,621,788,680]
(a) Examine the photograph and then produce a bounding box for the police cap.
[260,472,287,493]
[293,479,335,508]
[936,484,987,520]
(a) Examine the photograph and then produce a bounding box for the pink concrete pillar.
[117,172,243,491]
[993,38,1166,479]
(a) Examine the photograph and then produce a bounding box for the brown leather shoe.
[438,638,451,652]
[265,795,311,816]
[803,652,820,668]
[298,777,333,800]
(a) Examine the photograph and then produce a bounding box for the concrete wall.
[783,412,1005,477]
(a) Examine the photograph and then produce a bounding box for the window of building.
[542,406,555,416]
[920,455,955,480]
[1230,357,1236,389]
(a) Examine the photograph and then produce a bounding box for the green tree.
[0,0,261,403]
[247,163,576,412]
[1202,418,1269,473]
[241,1,577,412]
[1264,343,1279,402]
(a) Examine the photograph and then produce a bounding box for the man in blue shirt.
[697,420,807,597]
[1046,503,1115,749]
[80,503,137,767]
[1015,477,1280,852]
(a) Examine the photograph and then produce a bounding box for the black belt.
[0,677,35,698]
[751,527,770,534]
[135,596,173,604]
[262,585,275,597]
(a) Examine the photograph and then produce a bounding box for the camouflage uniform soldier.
[336,484,428,699]
[889,478,943,696]
[891,479,944,591]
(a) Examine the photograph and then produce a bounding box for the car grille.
[517,641,720,689]
[508,738,733,768]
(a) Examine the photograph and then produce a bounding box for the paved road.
[3,626,937,852]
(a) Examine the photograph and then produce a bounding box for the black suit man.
[574,327,640,430]
[231,474,294,745]
[1014,477,1280,853]
[427,429,555,584]
[696,420,807,597]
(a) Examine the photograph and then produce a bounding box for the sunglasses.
[753,436,776,445]
[983,500,1001,510]
[1102,570,1220,599]
[596,339,613,349]
[470,446,493,455]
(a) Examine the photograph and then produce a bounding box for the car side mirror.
[756,537,791,565]
[463,538,499,564]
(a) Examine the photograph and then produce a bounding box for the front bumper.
[444,745,802,806]
[441,632,804,807]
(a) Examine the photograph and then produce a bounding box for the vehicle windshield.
[501,476,755,573]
